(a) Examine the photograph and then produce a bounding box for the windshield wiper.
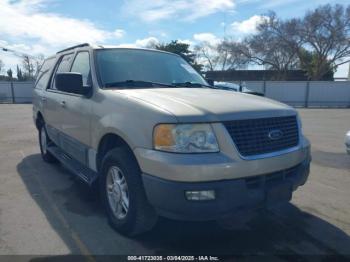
[104,80,173,88]
[172,82,215,88]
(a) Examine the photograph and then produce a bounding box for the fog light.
[185,190,215,201]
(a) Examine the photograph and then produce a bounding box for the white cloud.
[0,0,126,73]
[117,37,160,48]
[231,15,267,34]
[193,33,220,45]
[122,0,235,22]
[118,37,195,50]
[113,29,126,39]
[0,0,125,48]
[178,39,194,46]
[335,62,350,78]
[135,37,160,47]
[0,52,20,74]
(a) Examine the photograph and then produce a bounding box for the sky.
[0,0,349,77]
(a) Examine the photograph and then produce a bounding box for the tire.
[39,124,57,163]
[100,147,158,236]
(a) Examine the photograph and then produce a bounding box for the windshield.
[95,49,207,88]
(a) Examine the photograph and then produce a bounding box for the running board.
[47,146,98,185]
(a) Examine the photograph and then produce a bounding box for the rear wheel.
[39,124,57,163]
[100,147,157,236]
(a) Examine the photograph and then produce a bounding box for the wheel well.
[96,134,133,172]
[36,112,44,130]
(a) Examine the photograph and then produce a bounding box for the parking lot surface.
[0,105,349,259]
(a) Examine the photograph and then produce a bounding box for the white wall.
[241,81,350,108]
[0,81,350,107]
[308,81,350,107]
[0,81,34,103]
[0,82,12,103]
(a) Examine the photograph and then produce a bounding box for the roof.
[56,43,178,57]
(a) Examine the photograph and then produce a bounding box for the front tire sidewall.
[100,148,157,236]
[101,158,133,230]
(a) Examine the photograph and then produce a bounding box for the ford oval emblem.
[268,129,283,140]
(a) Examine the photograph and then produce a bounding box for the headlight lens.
[153,124,219,153]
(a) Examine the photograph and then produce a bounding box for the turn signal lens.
[153,124,175,148]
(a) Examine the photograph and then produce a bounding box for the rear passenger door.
[45,53,74,143]
[33,57,56,122]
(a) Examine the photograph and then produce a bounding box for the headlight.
[153,124,219,153]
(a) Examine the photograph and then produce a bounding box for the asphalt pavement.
[0,105,349,260]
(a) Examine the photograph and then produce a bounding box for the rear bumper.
[142,157,311,221]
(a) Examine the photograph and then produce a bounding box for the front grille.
[223,116,299,157]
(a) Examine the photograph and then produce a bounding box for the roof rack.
[56,43,90,54]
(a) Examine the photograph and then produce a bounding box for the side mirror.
[205,78,214,86]
[55,73,89,95]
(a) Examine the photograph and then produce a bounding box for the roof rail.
[56,43,90,54]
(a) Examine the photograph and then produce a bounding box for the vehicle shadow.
[17,154,350,257]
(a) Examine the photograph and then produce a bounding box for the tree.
[7,68,13,80]
[194,41,221,71]
[34,54,45,77]
[21,54,45,80]
[22,55,35,79]
[225,13,302,79]
[216,40,250,70]
[298,49,334,80]
[155,40,203,72]
[16,65,24,81]
[214,13,302,79]
[239,5,350,80]
[297,4,350,79]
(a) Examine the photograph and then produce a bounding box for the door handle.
[60,101,66,107]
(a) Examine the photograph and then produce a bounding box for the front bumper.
[142,157,311,221]
[134,133,311,182]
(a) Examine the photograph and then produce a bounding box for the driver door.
[59,51,92,165]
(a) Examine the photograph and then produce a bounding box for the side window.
[35,58,55,90]
[71,52,91,86]
[51,53,74,90]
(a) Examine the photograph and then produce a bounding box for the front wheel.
[39,124,57,163]
[100,147,158,236]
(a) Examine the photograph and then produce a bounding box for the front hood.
[115,88,296,122]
